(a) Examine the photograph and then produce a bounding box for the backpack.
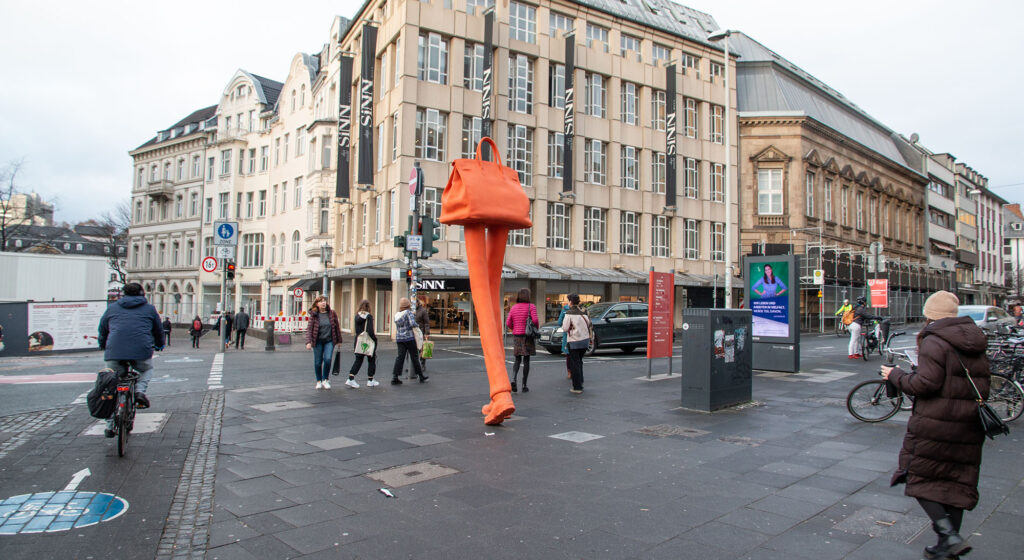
[842,309,855,326]
[191,319,203,334]
[87,368,120,419]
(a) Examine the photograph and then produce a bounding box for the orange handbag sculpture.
[441,137,532,425]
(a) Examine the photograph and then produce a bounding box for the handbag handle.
[955,353,985,403]
[475,137,503,167]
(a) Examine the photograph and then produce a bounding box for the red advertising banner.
[647,271,675,358]
[868,279,889,308]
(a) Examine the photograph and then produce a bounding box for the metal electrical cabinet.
[680,309,753,412]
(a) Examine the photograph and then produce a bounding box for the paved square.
[396,433,451,446]
[549,431,605,443]
[834,506,930,542]
[81,413,169,436]
[365,461,459,488]
[249,400,312,413]
[634,424,710,438]
[307,436,364,450]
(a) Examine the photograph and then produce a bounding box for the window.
[220,150,231,175]
[281,181,288,212]
[136,168,143,188]
[157,242,165,267]
[757,169,783,215]
[283,134,289,162]
[207,157,214,180]
[509,2,536,43]
[652,216,670,257]
[583,207,605,252]
[191,155,201,178]
[272,186,278,215]
[245,149,254,174]
[586,23,608,50]
[684,98,697,138]
[374,195,382,243]
[710,163,724,202]
[389,188,398,238]
[294,178,303,209]
[584,73,605,117]
[258,190,267,217]
[651,152,666,193]
[711,222,725,262]
[620,33,640,58]
[145,243,152,267]
[652,43,670,65]
[870,197,878,234]
[164,161,172,180]
[189,192,198,216]
[171,241,180,266]
[584,139,606,185]
[270,235,276,264]
[291,231,301,262]
[260,146,269,171]
[710,105,724,144]
[824,179,833,221]
[238,148,245,175]
[377,123,385,170]
[147,200,156,222]
[620,211,639,255]
[840,187,849,226]
[361,202,368,246]
[651,89,666,131]
[856,192,864,230]
[239,233,263,267]
[549,12,573,37]
[506,124,533,186]
[507,53,534,114]
[682,53,699,76]
[710,62,724,79]
[218,193,229,218]
[684,219,699,259]
[461,116,483,159]
[547,132,564,179]
[204,198,212,223]
[417,32,448,84]
[391,114,399,161]
[548,64,565,109]
[202,237,213,258]
[380,52,388,96]
[805,172,815,217]
[508,206,533,247]
[186,240,195,266]
[274,138,281,166]
[883,202,890,237]
[296,129,305,157]
[547,202,570,249]
[620,146,639,190]
[134,200,143,223]
[394,37,402,84]
[175,195,183,218]
[620,82,638,125]
[423,187,444,240]
[684,158,699,199]
[321,135,332,169]
[415,108,447,161]
[245,192,254,219]
[463,43,484,91]
[177,159,185,181]
[320,197,330,235]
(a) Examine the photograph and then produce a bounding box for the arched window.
[291,230,301,262]
[270,234,277,263]
[291,90,296,112]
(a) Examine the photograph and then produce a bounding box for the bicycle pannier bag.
[87,368,119,419]
[842,309,855,326]
[440,137,532,229]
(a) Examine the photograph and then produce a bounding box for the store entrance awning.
[289,277,322,291]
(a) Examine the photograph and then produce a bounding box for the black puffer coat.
[888,316,990,510]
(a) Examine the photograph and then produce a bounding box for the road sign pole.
[219,258,226,349]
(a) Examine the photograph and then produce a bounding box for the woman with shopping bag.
[346,299,379,388]
[391,298,427,384]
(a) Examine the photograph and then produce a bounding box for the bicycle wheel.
[861,337,869,361]
[116,395,128,457]
[988,373,1024,423]
[846,379,901,422]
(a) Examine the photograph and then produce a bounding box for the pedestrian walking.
[346,299,378,388]
[505,288,538,393]
[219,311,234,350]
[304,296,342,390]
[556,299,571,377]
[881,290,990,559]
[189,315,203,348]
[391,297,426,384]
[561,293,592,393]
[234,308,250,349]
[161,316,172,346]
[415,298,431,373]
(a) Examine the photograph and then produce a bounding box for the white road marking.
[71,392,88,405]
[208,353,224,389]
[81,413,169,436]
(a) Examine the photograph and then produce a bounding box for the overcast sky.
[1,0,1021,224]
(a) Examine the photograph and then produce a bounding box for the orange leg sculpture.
[465,224,514,425]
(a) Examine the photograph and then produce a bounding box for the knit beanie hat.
[922,290,959,320]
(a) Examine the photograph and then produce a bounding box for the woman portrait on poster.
[752,264,787,298]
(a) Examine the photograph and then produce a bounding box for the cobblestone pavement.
[0,407,73,460]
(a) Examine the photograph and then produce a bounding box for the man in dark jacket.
[161,316,172,346]
[97,282,163,437]
[234,308,250,349]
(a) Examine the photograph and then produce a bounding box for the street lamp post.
[707,29,734,308]
[320,244,332,299]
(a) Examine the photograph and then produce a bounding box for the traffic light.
[419,216,441,259]
[393,235,406,249]
[406,268,413,284]
[226,260,236,281]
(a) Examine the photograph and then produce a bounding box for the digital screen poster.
[748,261,790,338]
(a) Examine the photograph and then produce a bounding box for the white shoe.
[345,379,359,388]
[322,380,331,390]
[367,379,379,387]
[315,381,323,390]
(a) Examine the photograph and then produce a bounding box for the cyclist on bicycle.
[848,296,881,359]
[97,282,164,437]
[835,299,852,320]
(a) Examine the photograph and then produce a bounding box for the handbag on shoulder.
[439,137,532,229]
[957,355,1009,439]
[525,304,541,339]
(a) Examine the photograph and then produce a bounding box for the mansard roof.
[134,105,217,150]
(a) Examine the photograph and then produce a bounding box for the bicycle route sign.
[213,221,238,246]
[0,469,129,535]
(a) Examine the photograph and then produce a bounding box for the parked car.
[957,305,1016,332]
[537,301,648,355]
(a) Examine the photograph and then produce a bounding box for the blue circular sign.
[0,491,128,534]
[216,223,235,240]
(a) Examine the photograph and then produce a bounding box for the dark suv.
[537,302,648,355]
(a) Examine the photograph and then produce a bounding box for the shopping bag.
[355,331,376,356]
[412,327,424,350]
[421,340,434,359]
[440,137,532,228]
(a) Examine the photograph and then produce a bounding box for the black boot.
[510,380,517,392]
[931,518,971,558]
[522,371,529,392]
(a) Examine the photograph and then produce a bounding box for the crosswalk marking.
[208,353,224,389]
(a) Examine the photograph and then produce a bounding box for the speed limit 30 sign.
[201,256,218,273]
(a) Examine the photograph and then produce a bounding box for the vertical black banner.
[335,55,354,200]
[481,9,494,158]
[357,24,378,186]
[665,63,677,206]
[562,33,575,193]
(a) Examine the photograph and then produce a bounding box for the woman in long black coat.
[882,290,989,559]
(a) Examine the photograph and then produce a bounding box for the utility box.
[680,309,753,412]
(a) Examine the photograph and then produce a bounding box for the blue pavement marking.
[0,491,128,534]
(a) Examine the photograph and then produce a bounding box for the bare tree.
[0,160,60,252]
[98,200,131,286]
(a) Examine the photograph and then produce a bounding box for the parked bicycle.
[846,346,916,422]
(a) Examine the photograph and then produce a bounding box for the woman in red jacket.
[505,288,538,393]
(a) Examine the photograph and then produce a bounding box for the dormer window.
[1013,223,1022,231]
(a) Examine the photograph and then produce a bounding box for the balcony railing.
[757,215,788,228]
[146,180,173,200]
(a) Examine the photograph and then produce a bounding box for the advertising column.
[745,254,800,372]
[647,270,674,377]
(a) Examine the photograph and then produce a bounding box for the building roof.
[573,0,720,46]
[134,105,217,150]
[248,72,284,108]
[731,32,919,175]
[4,224,124,257]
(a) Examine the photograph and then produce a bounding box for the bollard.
[265,319,276,352]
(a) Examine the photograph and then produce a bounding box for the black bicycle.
[846,347,916,422]
[113,362,140,457]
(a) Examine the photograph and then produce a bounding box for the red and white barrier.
[252,315,310,332]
